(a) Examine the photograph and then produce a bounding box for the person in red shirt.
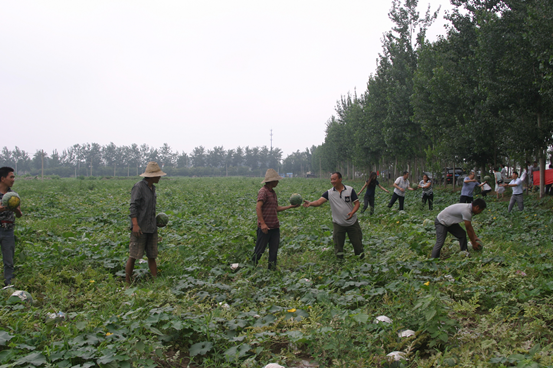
[252,169,299,270]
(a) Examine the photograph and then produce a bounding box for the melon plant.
[2,192,20,210]
[156,213,169,226]
[289,193,303,206]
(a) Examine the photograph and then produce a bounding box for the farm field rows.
[2,176,553,367]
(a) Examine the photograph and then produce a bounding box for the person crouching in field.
[388,171,416,210]
[502,171,524,213]
[126,162,167,285]
[358,172,389,215]
[252,169,299,270]
[303,172,364,259]
[431,198,486,258]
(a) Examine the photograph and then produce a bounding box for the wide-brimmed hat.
[261,168,283,183]
[140,162,167,177]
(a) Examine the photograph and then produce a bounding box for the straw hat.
[140,162,167,177]
[261,168,283,183]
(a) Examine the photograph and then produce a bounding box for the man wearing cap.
[0,167,23,287]
[303,172,364,259]
[252,168,299,270]
[125,162,166,284]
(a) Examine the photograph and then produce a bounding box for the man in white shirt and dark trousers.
[431,199,486,258]
[388,171,416,210]
[303,172,363,259]
[503,171,524,212]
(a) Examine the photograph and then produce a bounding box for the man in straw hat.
[126,162,167,284]
[252,168,300,270]
[303,172,364,259]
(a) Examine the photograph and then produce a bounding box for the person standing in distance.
[431,198,487,258]
[388,171,416,210]
[303,172,363,259]
[126,162,167,285]
[459,171,486,203]
[252,169,299,270]
[0,167,23,287]
[358,171,389,215]
[502,171,524,212]
[418,173,434,210]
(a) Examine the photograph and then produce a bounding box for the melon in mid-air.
[156,213,169,226]
[289,193,303,206]
[411,182,419,189]
[483,175,491,182]
[2,192,20,210]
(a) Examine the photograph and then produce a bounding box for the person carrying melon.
[125,162,167,285]
[0,167,23,287]
[431,198,486,258]
[357,172,389,215]
[303,172,364,259]
[252,169,300,270]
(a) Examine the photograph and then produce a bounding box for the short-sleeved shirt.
[461,177,479,197]
[257,185,279,229]
[510,178,523,195]
[129,179,157,233]
[365,179,379,197]
[419,180,433,196]
[436,203,473,227]
[0,188,16,229]
[322,185,359,226]
[393,177,410,197]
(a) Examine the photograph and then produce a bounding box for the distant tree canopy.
[0,143,295,177]
[312,0,553,183]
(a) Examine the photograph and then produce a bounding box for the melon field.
[2,176,553,368]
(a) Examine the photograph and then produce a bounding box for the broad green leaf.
[189,341,213,356]
[0,331,13,346]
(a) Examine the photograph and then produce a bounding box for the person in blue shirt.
[459,171,486,203]
[502,171,524,212]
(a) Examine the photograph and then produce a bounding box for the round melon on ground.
[156,213,169,226]
[289,193,303,206]
[2,192,20,210]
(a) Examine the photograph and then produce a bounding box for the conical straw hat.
[261,168,283,183]
[140,162,167,177]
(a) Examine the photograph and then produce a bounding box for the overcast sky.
[1,0,454,158]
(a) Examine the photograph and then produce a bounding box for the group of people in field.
[0,161,538,287]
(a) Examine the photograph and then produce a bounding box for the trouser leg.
[428,193,433,210]
[253,228,269,265]
[447,223,468,252]
[515,194,524,211]
[431,220,448,258]
[508,195,516,213]
[1,230,15,284]
[361,197,369,213]
[388,193,399,208]
[267,229,280,270]
[398,196,405,210]
[332,222,347,259]
[347,221,364,258]
[368,196,375,215]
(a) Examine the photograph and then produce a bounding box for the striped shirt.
[0,188,16,229]
[129,179,157,233]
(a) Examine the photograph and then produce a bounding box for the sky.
[1,0,455,158]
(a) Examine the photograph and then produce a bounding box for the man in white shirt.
[387,171,416,210]
[431,198,486,258]
[503,171,524,212]
[303,172,363,259]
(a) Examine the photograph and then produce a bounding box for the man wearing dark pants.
[503,171,524,212]
[0,167,23,287]
[303,172,363,259]
[252,169,299,270]
[388,171,415,210]
[431,198,486,258]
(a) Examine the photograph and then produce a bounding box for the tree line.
[312,0,553,194]
[0,143,315,178]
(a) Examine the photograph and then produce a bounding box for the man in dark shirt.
[252,169,299,270]
[126,162,166,285]
[0,167,23,287]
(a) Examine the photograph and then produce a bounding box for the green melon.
[289,193,303,206]
[472,239,484,251]
[483,175,491,182]
[411,182,419,189]
[423,218,433,226]
[2,192,20,210]
[156,213,169,226]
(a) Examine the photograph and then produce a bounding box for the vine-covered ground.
[1,177,553,367]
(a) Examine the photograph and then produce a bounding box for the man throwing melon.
[126,162,167,285]
[431,198,486,258]
[0,167,23,287]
